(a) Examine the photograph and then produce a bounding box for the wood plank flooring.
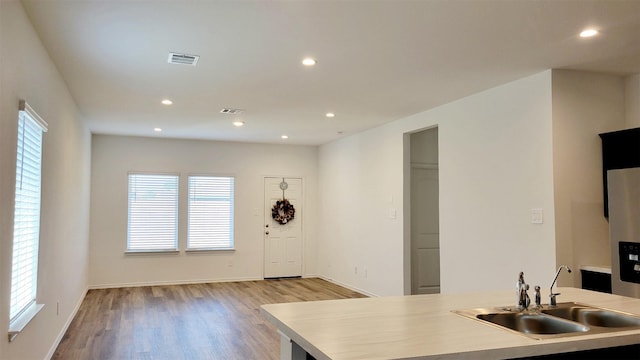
[52,278,366,360]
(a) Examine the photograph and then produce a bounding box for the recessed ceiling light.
[579,29,599,38]
[161,99,173,105]
[233,121,245,127]
[326,112,335,118]
[154,128,162,132]
[302,58,316,66]
[281,135,289,139]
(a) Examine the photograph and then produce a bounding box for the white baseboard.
[317,275,379,297]
[88,276,264,290]
[45,287,88,360]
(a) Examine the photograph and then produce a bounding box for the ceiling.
[21,0,640,145]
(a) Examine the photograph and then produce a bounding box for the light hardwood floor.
[52,278,366,360]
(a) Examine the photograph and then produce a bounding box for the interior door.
[411,166,440,294]
[264,177,302,278]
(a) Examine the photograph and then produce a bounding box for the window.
[127,174,179,252]
[9,101,47,340]
[188,176,234,250]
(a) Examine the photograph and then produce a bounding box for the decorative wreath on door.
[272,199,295,225]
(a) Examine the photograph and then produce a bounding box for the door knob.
[265,231,269,235]
[265,224,269,228]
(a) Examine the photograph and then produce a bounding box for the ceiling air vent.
[168,52,199,66]
[220,108,244,115]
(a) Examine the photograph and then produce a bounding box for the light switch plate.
[531,208,543,224]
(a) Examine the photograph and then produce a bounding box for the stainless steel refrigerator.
[609,167,640,298]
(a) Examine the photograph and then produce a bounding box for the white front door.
[264,177,302,278]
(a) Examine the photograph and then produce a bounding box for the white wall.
[318,71,558,296]
[318,131,404,296]
[89,135,318,287]
[0,2,91,359]
[551,70,626,287]
[625,74,640,128]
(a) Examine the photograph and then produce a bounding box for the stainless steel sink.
[453,302,640,340]
[542,302,640,328]
[477,312,589,335]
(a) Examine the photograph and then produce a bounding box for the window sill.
[186,248,235,253]
[125,249,180,255]
[8,303,44,342]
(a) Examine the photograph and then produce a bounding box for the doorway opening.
[406,127,440,294]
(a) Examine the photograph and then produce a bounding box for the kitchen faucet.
[549,265,572,306]
[516,272,530,310]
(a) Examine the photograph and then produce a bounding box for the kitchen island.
[260,287,640,359]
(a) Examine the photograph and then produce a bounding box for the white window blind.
[10,101,47,323]
[127,174,179,251]
[188,176,234,250]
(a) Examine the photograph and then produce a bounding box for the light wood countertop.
[260,287,640,359]
[580,265,612,274]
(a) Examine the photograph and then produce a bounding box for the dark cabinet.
[580,269,612,294]
[599,127,640,217]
